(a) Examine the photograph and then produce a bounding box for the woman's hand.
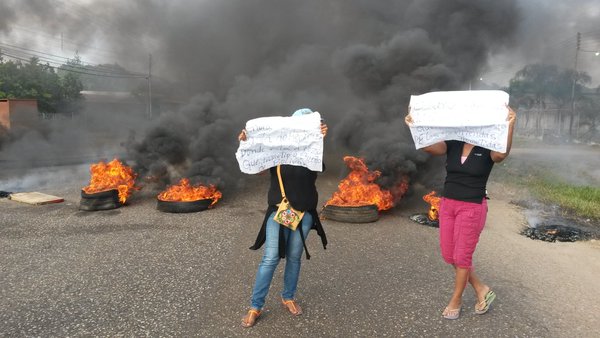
[507,105,517,127]
[320,123,328,137]
[405,107,413,127]
[238,129,247,142]
[491,105,517,163]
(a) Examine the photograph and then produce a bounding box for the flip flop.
[241,309,262,328]
[281,298,303,316]
[442,306,461,320]
[475,290,496,315]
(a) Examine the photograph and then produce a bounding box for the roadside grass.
[529,179,600,220]
[492,158,600,221]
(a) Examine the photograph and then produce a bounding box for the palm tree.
[509,64,592,139]
[509,64,559,136]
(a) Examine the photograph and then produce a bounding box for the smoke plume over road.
[4,0,592,197]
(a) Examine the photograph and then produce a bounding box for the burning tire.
[156,198,213,213]
[79,189,122,211]
[321,204,379,223]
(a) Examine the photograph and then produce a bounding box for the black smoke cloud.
[3,0,526,197]
[128,93,240,191]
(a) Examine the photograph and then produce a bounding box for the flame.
[390,175,410,203]
[325,156,394,211]
[82,158,137,204]
[157,178,222,206]
[423,191,441,221]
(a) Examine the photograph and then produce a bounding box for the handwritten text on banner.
[408,90,510,152]
[235,112,323,174]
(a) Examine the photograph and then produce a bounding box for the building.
[0,99,39,131]
[80,90,185,121]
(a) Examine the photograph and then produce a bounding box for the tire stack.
[321,204,379,223]
[79,189,122,211]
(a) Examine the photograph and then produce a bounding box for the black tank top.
[443,140,494,203]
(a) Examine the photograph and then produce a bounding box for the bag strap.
[276,165,286,199]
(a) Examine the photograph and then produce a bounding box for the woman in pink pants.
[405,106,516,320]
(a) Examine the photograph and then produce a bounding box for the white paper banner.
[408,90,510,152]
[235,112,323,174]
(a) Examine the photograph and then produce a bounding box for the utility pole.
[147,53,152,119]
[569,32,580,140]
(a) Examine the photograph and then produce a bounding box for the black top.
[267,165,319,211]
[251,164,327,260]
[443,140,494,203]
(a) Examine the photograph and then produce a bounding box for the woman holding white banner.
[405,105,516,320]
[239,108,328,328]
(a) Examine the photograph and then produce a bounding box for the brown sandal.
[241,309,261,328]
[281,298,303,316]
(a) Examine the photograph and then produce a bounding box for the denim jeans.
[250,211,313,310]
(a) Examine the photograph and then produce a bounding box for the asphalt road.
[0,166,598,337]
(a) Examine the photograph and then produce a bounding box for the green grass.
[529,179,600,220]
[491,159,600,221]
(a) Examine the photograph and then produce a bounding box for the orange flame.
[82,158,137,204]
[423,191,441,221]
[391,175,410,203]
[325,156,394,211]
[157,178,222,206]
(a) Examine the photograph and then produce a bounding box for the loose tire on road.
[79,189,122,211]
[156,198,213,213]
[321,204,379,223]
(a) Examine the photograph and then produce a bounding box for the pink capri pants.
[439,197,488,270]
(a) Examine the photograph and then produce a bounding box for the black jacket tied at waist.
[249,205,327,260]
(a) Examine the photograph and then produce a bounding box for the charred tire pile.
[79,189,122,211]
[409,213,440,228]
[321,204,379,223]
[522,224,592,242]
[156,198,212,213]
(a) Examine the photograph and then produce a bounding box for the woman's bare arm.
[491,106,517,163]
[405,113,447,155]
[421,141,447,155]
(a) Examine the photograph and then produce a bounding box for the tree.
[0,54,84,116]
[565,70,591,138]
[509,64,559,135]
[576,87,600,142]
[57,54,84,116]
[508,63,591,139]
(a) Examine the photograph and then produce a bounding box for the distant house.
[0,99,39,131]
[80,90,184,120]
[80,90,147,118]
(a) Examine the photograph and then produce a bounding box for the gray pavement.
[0,168,595,337]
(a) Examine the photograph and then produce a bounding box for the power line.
[0,43,147,78]
[1,49,146,78]
[0,42,147,76]
[480,30,600,82]
[7,24,123,61]
[0,51,147,79]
